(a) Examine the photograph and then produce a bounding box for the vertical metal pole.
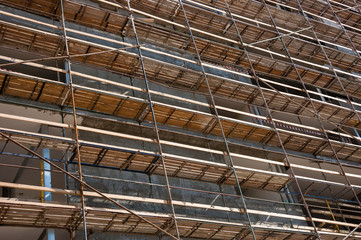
[59,1,87,239]
[61,113,70,205]
[223,1,321,239]
[125,1,181,238]
[172,1,257,238]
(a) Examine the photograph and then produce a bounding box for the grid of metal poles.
[1,0,361,239]
[125,0,181,237]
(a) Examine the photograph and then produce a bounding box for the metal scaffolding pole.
[222,1,322,239]
[343,222,361,240]
[125,0,181,238]
[59,0,88,238]
[171,0,257,239]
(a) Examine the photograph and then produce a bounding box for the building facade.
[0,0,361,239]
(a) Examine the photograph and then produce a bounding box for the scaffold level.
[1,0,361,239]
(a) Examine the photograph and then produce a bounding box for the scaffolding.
[0,0,361,239]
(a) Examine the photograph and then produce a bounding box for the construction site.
[1,0,361,239]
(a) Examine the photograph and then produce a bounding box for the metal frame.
[0,0,361,238]
[124,0,180,237]
[59,0,88,237]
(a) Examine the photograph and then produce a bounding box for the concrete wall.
[68,164,307,230]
